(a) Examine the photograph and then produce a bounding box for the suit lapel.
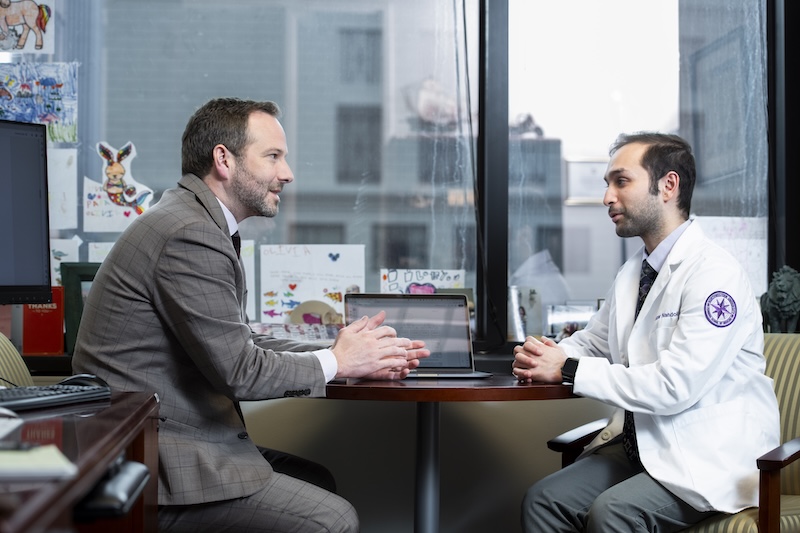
[178,174,247,320]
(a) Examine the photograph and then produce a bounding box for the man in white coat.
[512,132,779,532]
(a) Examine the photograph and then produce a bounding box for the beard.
[613,194,661,238]
[231,164,279,218]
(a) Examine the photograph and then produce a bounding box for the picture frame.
[61,262,101,355]
[565,160,608,206]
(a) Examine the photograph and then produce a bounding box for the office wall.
[242,394,612,533]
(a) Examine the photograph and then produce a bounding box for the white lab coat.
[560,221,779,513]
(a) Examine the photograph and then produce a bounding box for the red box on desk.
[22,286,65,355]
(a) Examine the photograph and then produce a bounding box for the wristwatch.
[561,357,579,384]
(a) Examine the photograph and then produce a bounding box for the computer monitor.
[0,119,52,305]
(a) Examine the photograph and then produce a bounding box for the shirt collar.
[215,198,238,237]
[642,219,692,272]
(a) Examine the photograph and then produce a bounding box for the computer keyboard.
[0,384,111,412]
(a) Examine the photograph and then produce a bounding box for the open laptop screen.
[344,294,473,369]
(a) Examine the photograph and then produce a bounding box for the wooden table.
[0,391,160,533]
[327,375,575,533]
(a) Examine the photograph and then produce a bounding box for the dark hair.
[609,132,695,218]
[181,98,281,177]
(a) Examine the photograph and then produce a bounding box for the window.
[371,223,428,270]
[340,29,381,85]
[289,224,345,245]
[6,0,771,349]
[336,105,382,184]
[506,0,768,339]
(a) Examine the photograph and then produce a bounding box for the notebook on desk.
[344,293,492,379]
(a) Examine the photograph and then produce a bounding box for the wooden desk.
[0,391,160,533]
[327,375,575,533]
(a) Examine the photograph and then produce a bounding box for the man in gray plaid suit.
[73,98,429,532]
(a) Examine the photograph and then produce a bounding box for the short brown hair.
[181,98,281,177]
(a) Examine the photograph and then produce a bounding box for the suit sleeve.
[152,222,326,400]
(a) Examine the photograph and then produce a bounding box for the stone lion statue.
[760,265,800,333]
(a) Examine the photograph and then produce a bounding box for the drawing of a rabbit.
[97,141,151,215]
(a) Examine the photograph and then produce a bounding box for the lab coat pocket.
[672,398,746,485]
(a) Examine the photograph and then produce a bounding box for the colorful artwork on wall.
[0,62,78,142]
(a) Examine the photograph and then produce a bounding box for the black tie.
[636,259,658,319]
[623,258,658,464]
[231,231,241,258]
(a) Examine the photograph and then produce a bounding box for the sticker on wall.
[0,62,77,142]
[83,141,153,233]
[0,0,55,54]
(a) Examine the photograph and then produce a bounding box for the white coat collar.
[615,220,707,339]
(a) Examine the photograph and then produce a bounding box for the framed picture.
[565,160,608,206]
[61,262,101,355]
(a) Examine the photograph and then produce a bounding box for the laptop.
[344,293,492,379]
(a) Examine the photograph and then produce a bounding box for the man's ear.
[660,171,680,201]
[212,144,232,180]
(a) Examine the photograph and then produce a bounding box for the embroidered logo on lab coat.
[704,291,737,327]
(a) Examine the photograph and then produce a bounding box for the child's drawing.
[83,141,153,233]
[0,0,52,52]
[0,62,78,143]
[97,142,151,215]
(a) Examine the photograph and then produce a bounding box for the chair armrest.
[757,436,800,471]
[757,436,800,533]
[547,418,609,468]
[547,418,610,451]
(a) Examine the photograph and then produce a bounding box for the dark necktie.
[623,258,658,463]
[636,259,657,319]
[231,231,241,258]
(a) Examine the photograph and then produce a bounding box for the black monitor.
[0,119,52,305]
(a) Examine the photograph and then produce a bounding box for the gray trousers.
[522,437,718,532]
[158,448,358,533]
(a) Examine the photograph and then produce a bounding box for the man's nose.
[280,161,294,183]
[603,187,614,206]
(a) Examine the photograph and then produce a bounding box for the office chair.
[546,333,800,533]
[0,331,34,388]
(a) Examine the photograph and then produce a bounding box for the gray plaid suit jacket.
[73,174,327,506]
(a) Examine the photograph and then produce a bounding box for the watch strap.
[561,357,579,384]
